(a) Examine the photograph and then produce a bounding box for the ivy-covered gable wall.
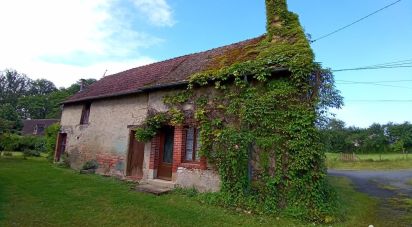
[135,0,341,222]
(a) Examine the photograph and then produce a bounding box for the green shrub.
[0,133,21,151]
[0,133,46,152]
[22,136,46,152]
[57,153,70,168]
[3,151,13,156]
[23,149,41,158]
[82,160,99,170]
[45,123,60,162]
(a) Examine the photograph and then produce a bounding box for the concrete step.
[145,179,176,189]
[135,183,172,196]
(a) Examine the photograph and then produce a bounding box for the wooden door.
[157,126,174,181]
[55,133,67,161]
[126,131,145,179]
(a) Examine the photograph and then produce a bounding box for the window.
[80,103,91,125]
[185,127,201,162]
[34,124,45,135]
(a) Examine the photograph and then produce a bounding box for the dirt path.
[328,170,412,227]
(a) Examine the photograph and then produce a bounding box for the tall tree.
[29,79,57,95]
[0,69,32,106]
[0,103,22,132]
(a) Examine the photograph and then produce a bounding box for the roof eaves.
[61,81,189,105]
[61,67,289,105]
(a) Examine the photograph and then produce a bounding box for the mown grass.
[0,157,385,226]
[0,157,300,227]
[328,177,382,227]
[326,153,412,170]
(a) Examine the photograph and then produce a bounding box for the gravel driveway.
[328,169,412,227]
[328,170,412,198]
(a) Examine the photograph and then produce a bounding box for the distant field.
[326,153,412,170]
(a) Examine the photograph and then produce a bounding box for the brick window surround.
[149,126,207,173]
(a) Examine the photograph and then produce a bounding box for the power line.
[332,58,412,72]
[345,99,412,103]
[336,81,412,90]
[332,64,412,72]
[332,65,412,72]
[368,59,412,68]
[311,0,402,43]
[337,79,412,83]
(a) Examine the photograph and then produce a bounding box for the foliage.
[57,153,71,168]
[133,0,343,222]
[0,69,32,106]
[326,153,412,170]
[23,149,41,158]
[135,112,169,142]
[320,119,412,153]
[44,123,60,161]
[392,140,405,153]
[0,133,46,153]
[2,151,13,157]
[82,160,99,170]
[0,103,22,133]
[135,109,185,142]
[29,79,57,95]
[163,92,191,106]
[0,133,20,151]
[0,69,96,121]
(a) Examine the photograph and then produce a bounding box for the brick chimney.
[265,0,288,41]
[79,79,86,92]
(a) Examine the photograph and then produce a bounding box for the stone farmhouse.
[56,36,289,192]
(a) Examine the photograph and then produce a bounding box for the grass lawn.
[0,156,384,226]
[326,153,412,170]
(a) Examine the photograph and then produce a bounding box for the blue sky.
[0,0,411,127]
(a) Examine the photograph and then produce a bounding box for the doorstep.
[135,179,176,196]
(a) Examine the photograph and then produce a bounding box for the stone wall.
[176,167,221,192]
[60,94,148,172]
[60,88,221,192]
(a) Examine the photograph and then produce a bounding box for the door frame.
[157,126,174,181]
[126,130,145,179]
[54,133,67,161]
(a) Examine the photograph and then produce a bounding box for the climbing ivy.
[135,0,342,222]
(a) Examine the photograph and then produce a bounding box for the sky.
[0,0,411,127]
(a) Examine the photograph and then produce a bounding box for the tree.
[312,66,344,127]
[0,69,32,106]
[65,78,97,94]
[17,95,50,119]
[29,79,57,95]
[320,118,348,153]
[387,122,412,152]
[392,140,405,153]
[16,78,97,119]
[0,103,22,132]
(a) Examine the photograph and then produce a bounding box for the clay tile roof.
[63,36,266,104]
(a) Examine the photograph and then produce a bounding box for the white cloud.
[131,0,176,27]
[9,57,155,89]
[0,0,174,87]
